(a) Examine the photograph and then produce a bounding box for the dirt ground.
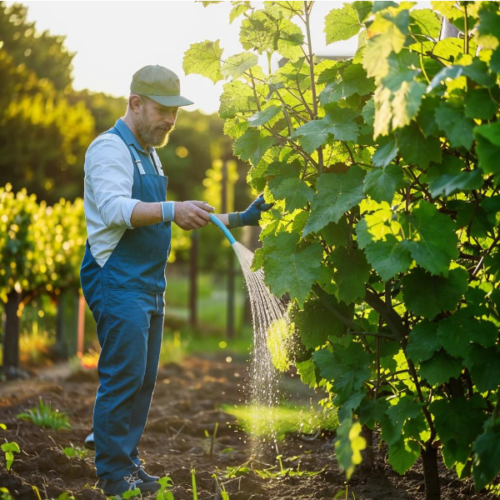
[0,353,495,500]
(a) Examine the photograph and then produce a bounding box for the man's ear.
[129,94,142,113]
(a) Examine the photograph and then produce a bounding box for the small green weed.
[17,399,71,430]
[212,473,230,499]
[122,488,141,499]
[0,487,14,500]
[334,485,356,500]
[63,445,87,459]
[191,469,198,500]
[156,476,175,500]
[1,423,20,471]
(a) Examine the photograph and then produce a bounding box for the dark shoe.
[84,432,95,450]
[97,471,161,496]
[138,467,160,483]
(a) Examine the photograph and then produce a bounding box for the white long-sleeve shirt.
[83,131,172,267]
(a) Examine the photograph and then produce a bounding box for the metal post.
[189,229,199,328]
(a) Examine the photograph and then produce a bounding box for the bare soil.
[0,354,494,499]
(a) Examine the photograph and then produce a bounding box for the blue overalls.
[80,119,171,481]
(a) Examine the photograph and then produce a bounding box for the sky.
[10,1,360,114]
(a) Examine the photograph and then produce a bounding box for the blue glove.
[228,194,273,228]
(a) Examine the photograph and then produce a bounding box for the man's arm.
[131,201,215,229]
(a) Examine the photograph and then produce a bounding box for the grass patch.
[221,403,338,440]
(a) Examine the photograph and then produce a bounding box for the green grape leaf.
[304,166,366,236]
[292,107,360,154]
[473,418,500,491]
[268,177,314,212]
[403,201,458,277]
[294,297,345,349]
[435,102,474,150]
[321,216,349,247]
[364,235,412,282]
[335,417,367,479]
[358,397,389,430]
[431,1,463,21]
[248,106,282,127]
[372,136,398,168]
[431,396,487,466]
[324,4,363,44]
[475,122,500,176]
[313,343,372,403]
[363,163,406,203]
[428,169,483,198]
[402,267,468,319]
[372,2,399,13]
[264,1,304,19]
[230,3,250,23]
[338,391,367,422]
[219,80,255,119]
[388,437,420,475]
[352,1,372,22]
[465,344,500,392]
[374,51,426,137]
[319,64,375,105]
[329,247,371,303]
[464,89,497,120]
[363,10,409,81]
[295,358,317,388]
[420,350,463,385]
[261,232,323,306]
[409,8,441,39]
[233,128,275,166]
[183,40,223,83]
[406,321,441,364]
[438,311,498,358]
[386,396,422,440]
[221,52,258,80]
[240,11,276,54]
[397,123,442,168]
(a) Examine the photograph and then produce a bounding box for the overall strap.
[103,128,146,175]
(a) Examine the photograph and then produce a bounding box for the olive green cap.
[130,65,194,107]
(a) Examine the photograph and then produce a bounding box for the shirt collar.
[114,118,154,155]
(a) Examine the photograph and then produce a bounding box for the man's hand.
[174,201,215,230]
[228,194,274,228]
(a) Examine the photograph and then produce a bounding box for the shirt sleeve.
[86,135,141,229]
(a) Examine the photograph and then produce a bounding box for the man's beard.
[136,115,173,149]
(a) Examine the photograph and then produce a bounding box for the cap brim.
[146,94,194,107]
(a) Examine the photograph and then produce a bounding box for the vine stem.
[303,1,324,173]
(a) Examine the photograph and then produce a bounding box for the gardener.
[80,64,272,496]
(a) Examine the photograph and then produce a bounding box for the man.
[80,65,271,496]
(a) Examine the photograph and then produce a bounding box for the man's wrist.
[228,212,242,229]
[161,201,175,222]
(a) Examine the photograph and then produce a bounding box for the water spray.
[209,212,291,456]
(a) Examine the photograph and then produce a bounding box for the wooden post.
[55,288,79,358]
[189,229,199,328]
[3,290,21,368]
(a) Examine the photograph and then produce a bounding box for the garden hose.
[209,213,236,245]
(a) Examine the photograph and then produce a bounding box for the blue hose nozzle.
[210,213,236,245]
